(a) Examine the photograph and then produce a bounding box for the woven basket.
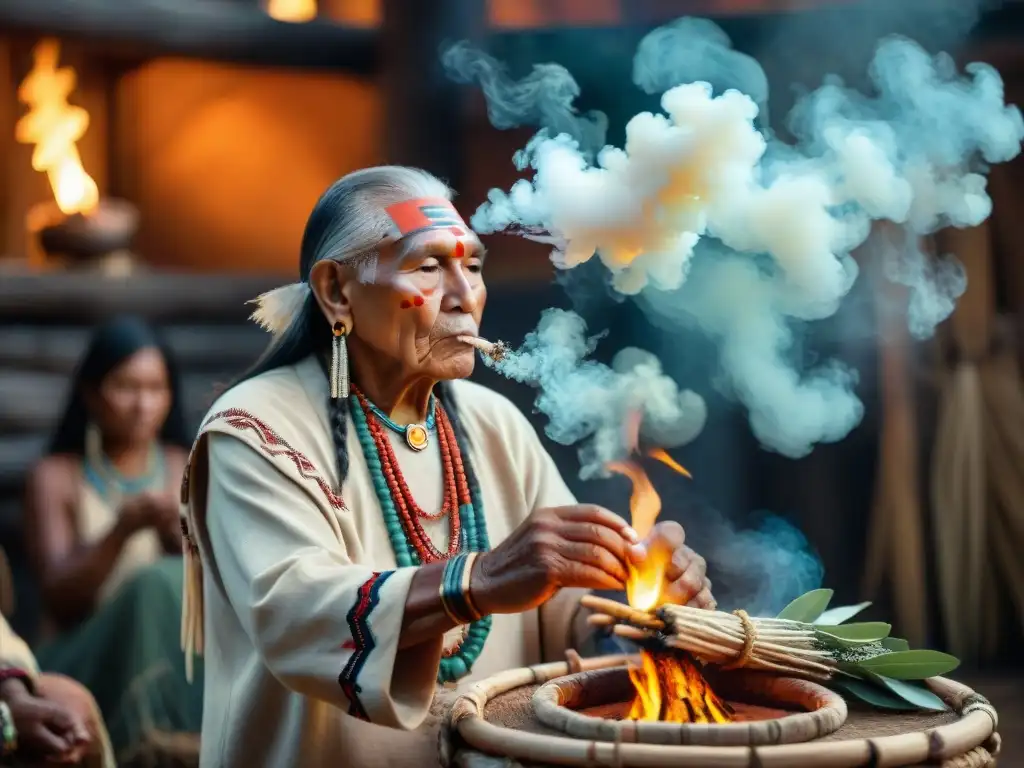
[444,654,1001,768]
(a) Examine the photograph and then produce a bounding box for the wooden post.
[380,0,483,191]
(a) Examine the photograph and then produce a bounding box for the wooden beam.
[0,272,282,324]
[0,0,378,73]
[381,0,485,189]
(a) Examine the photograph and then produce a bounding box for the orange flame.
[606,441,691,611]
[627,651,734,723]
[610,419,719,724]
[607,460,664,611]
[649,448,692,478]
[15,40,99,216]
[266,0,317,22]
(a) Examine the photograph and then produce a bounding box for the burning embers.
[628,650,734,724]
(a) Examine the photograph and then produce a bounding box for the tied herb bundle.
[582,589,960,712]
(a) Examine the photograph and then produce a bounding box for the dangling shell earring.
[331,321,349,400]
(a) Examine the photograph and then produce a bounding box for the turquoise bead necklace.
[350,389,491,684]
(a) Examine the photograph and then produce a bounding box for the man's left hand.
[629,521,716,609]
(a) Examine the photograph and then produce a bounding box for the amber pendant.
[406,424,429,452]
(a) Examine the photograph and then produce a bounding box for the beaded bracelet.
[439,552,482,626]
[0,701,16,756]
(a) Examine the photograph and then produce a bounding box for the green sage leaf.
[815,622,891,644]
[857,650,960,680]
[816,601,872,625]
[831,678,918,711]
[871,675,949,712]
[881,637,910,652]
[776,589,834,623]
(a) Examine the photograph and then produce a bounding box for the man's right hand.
[469,504,639,616]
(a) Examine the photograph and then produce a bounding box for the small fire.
[15,40,99,216]
[627,651,734,724]
[608,426,727,723]
[266,0,317,22]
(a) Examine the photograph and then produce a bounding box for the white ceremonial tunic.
[180,356,589,768]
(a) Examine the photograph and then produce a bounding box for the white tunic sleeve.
[512,413,594,659]
[204,433,442,730]
[0,614,39,679]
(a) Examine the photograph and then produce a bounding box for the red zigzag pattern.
[205,408,346,510]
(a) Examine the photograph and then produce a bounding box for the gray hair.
[300,165,453,276]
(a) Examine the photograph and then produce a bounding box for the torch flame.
[266,0,317,22]
[15,40,98,216]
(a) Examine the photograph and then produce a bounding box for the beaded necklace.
[364,395,436,452]
[350,387,491,684]
[83,438,164,508]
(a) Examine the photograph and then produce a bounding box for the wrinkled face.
[309,195,490,383]
[342,225,487,381]
[88,347,172,446]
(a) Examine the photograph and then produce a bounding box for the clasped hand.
[470,505,715,616]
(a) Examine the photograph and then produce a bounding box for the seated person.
[23,316,203,763]
[0,549,113,767]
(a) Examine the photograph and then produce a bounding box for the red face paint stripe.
[453,241,465,258]
[385,197,466,237]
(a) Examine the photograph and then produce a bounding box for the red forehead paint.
[385,197,466,238]
[453,241,465,258]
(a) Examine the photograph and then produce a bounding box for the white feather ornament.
[248,282,311,337]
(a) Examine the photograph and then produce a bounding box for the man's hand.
[629,521,716,609]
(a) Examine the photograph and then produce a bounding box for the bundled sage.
[581,588,962,712]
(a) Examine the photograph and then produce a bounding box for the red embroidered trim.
[204,408,346,510]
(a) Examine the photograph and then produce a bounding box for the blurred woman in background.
[23,316,203,764]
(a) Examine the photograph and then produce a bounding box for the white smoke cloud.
[489,308,706,478]
[459,24,1022,463]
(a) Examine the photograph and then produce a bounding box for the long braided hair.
[231,166,479,492]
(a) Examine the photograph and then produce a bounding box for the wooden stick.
[580,595,665,630]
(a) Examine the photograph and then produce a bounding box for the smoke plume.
[441,41,608,158]
[488,308,706,479]
[704,511,825,617]
[449,18,1023,467]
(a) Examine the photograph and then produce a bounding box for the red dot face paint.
[413,296,424,306]
[400,299,412,309]
[453,241,465,259]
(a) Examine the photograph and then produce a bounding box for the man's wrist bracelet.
[0,701,17,756]
[439,552,482,625]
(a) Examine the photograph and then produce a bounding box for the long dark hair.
[48,315,191,455]
[229,168,478,492]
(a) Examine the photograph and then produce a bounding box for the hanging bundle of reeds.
[581,588,963,711]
